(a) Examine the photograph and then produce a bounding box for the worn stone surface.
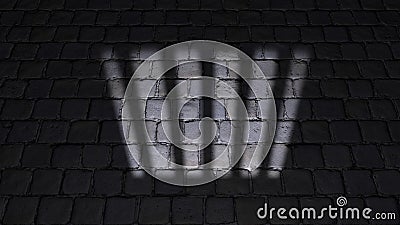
[0,0,399,224]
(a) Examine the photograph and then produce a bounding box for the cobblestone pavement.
[1,0,400,224]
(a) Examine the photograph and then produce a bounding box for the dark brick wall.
[0,0,400,224]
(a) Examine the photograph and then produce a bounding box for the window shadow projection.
[259,44,313,178]
[101,46,158,195]
[215,43,313,189]
[102,43,312,191]
[102,45,191,192]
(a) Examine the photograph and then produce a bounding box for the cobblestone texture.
[0,0,399,224]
